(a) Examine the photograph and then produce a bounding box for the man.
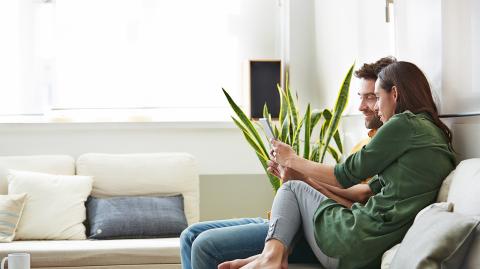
[180,56,397,269]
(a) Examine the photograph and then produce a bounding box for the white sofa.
[0,153,199,269]
[1,154,478,269]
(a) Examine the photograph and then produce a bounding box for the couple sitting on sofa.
[180,58,456,269]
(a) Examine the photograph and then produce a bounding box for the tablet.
[259,118,276,141]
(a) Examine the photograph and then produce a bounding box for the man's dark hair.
[354,56,397,80]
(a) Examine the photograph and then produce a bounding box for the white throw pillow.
[7,170,93,240]
[447,158,480,215]
[414,202,453,223]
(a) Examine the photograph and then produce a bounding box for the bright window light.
[0,0,25,115]
[0,0,280,121]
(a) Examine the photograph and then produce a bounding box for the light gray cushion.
[87,195,188,239]
[461,222,480,269]
[390,206,479,269]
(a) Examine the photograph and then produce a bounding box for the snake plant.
[223,63,355,192]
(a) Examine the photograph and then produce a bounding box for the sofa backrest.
[76,153,200,225]
[0,155,75,195]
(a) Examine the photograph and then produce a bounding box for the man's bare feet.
[218,254,259,269]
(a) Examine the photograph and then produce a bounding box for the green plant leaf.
[280,116,289,142]
[263,103,269,120]
[257,154,281,192]
[319,63,355,162]
[327,146,341,163]
[222,88,268,157]
[311,141,320,162]
[320,109,332,144]
[232,117,268,160]
[284,73,299,141]
[310,109,322,137]
[303,104,311,159]
[274,125,280,138]
[277,84,288,137]
[292,115,305,152]
[333,130,343,154]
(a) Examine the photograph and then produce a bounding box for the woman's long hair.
[377,61,453,149]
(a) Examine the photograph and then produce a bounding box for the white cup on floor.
[1,253,30,269]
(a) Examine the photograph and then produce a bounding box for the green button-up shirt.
[314,111,456,269]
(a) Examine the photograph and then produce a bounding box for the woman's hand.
[270,139,297,167]
[267,160,306,183]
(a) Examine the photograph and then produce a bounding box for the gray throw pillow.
[86,194,188,239]
[390,206,479,269]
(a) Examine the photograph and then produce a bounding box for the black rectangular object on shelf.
[250,60,281,119]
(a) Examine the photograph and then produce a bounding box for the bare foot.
[239,240,287,269]
[218,254,260,269]
[239,254,286,269]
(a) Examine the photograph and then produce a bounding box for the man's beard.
[365,114,383,129]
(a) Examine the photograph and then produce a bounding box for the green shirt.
[313,111,455,269]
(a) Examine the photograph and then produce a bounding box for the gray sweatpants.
[266,180,339,269]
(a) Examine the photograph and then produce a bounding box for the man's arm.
[267,159,374,205]
[305,179,355,208]
[310,180,374,204]
[286,156,342,188]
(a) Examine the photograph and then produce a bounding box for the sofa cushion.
[0,238,180,267]
[446,158,480,215]
[381,243,401,269]
[87,195,188,239]
[436,172,453,202]
[0,155,75,195]
[76,153,199,225]
[389,205,479,269]
[8,170,93,240]
[0,193,27,242]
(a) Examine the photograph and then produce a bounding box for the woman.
[219,61,456,269]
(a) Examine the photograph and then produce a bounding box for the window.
[0,0,281,121]
[0,0,37,115]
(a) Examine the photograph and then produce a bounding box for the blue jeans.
[180,217,319,269]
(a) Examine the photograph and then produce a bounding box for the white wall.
[312,0,393,111]
[442,116,480,162]
[394,0,443,106]
[287,0,318,109]
[0,122,265,175]
[442,0,480,114]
